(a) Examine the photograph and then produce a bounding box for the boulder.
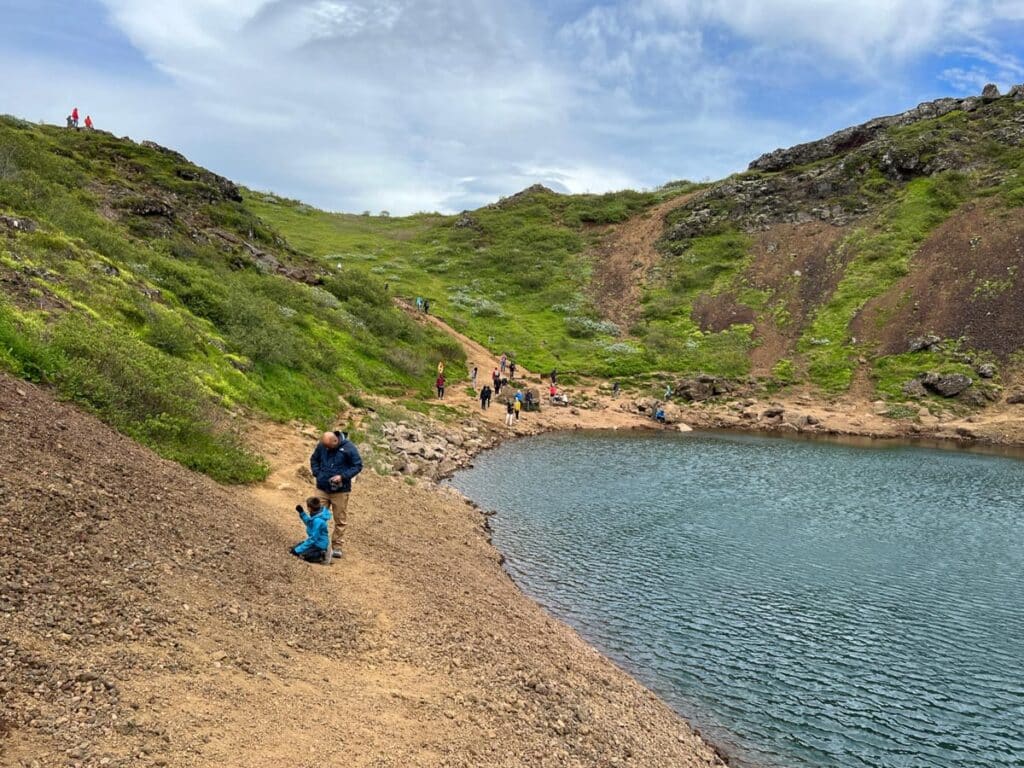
[1006,390,1024,405]
[660,403,684,425]
[908,334,942,353]
[672,374,734,402]
[981,83,1001,101]
[901,379,928,398]
[921,372,972,398]
[976,363,997,379]
[762,406,785,419]
[0,214,37,234]
[1010,84,1024,100]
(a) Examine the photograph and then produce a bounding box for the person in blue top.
[310,430,363,558]
[291,497,332,564]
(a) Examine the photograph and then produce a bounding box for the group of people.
[65,107,94,131]
[415,296,431,314]
[289,430,363,564]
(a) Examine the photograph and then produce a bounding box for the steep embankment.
[0,116,463,482]
[0,374,724,768]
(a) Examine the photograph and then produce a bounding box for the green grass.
[0,116,463,481]
[871,351,980,400]
[799,173,970,391]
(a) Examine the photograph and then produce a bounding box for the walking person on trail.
[550,368,558,385]
[500,354,507,374]
[492,368,502,395]
[416,296,423,311]
[291,497,332,564]
[436,373,446,399]
[509,361,517,381]
[505,398,515,427]
[612,381,620,398]
[84,115,94,130]
[423,299,430,314]
[470,365,478,388]
[310,431,363,559]
[480,384,492,410]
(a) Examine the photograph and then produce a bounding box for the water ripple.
[451,430,1024,768]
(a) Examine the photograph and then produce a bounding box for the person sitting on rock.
[291,497,332,564]
[655,406,666,423]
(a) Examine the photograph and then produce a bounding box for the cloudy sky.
[3,1,1024,214]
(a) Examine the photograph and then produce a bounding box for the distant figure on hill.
[310,430,363,559]
[479,384,492,409]
[65,114,74,128]
[470,365,478,388]
[500,354,507,374]
[291,497,332,564]
[492,367,501,395]
[664,384,673,400]
[509,361,517,380]
[415,296,423,311]
[505,399,515,427]
[612,381,620,399]
[550,368,558,385]
[436,373,446,399]
[423,299,430,314]
[524,390,534,410]
[84,115,94,130]
[655,406,666,423]
[71,107,79,128]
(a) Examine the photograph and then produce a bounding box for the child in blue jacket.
[291,497,332,564]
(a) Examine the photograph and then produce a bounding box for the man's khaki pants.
[315,489,350,551]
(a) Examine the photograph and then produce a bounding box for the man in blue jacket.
[310,430,363,558]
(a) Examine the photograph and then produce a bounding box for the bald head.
[321,431,339,448]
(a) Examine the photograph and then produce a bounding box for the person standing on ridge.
[84,115,94,130]
[71,107,79,128]
[310,430,362,559]
[470,365,478,389]
[436,372,446,399]
[505,398,515,427]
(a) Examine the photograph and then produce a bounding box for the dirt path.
[589,194,696,328]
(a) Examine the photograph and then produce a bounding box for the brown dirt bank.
[0,374,725,768]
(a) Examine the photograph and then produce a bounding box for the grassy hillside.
[248,183,697,379]
[0,117,463,481]
[255,91,1024,404]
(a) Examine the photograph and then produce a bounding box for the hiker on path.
[509,361,516,381]
[505,399,515,427]
[500,354,507,374]
[71,107,79,128]
[480,384,492,409]
[664,384,673,400]
[492,368,501,395]
[612,381,620,398]
[84,115,94,130]
[550,368,558,385]
[436,373,446,399]
[416,296,423,311]
[423,299,430,314]
[514,395,522,421]
[310,430,363,559]
[291,497,332,564]
[470,365,478,388]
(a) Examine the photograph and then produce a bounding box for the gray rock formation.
[921,372,973,397]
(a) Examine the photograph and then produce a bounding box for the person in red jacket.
[436,373,446,399]
[71,107,79,128]
[84,115,94,130]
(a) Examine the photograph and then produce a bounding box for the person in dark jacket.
[480,384,492,409]
[310,431,363,558]
[291,497,332,563]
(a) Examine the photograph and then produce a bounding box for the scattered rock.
[981,83,1001,101]
[920,372,972,398]
[976,363,997,379]
[1006,390,1024,404]
[908,334,942,353]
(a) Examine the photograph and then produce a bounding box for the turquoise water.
[449,430,1024,768]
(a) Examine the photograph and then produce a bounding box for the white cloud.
[3,1,1023,214]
